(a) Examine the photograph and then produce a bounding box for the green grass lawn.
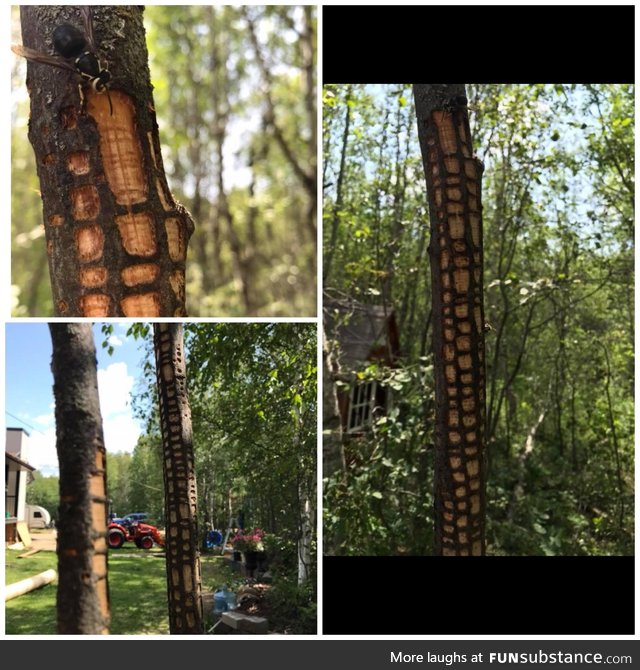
[6,548,235,635]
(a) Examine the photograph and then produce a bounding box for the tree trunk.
[298,495,312,585]
[18,7,193,317]
[324,85,353,282]
[49,323,110,634]
[243,7,317,243]
[292,404,312,585]
[153,323,204,634]
[322,331,346,479]
[301,5,318,242]
[210,7,253,314]
[414,84,487,556]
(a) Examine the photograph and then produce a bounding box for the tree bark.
[153,323,204,634]
[18,7,193,317]
[414,84,487,556]
[293,404,312,585]
[49,323,110,634]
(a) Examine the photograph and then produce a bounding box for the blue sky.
[6,323,147,476]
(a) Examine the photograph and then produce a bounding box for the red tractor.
[108,520,165,550]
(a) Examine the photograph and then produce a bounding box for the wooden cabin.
[323,298,400,438]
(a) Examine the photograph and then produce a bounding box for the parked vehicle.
[110,512,149,528]
[26,504,51,529]
[108,519,164,550]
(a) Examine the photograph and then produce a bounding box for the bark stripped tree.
[49,323,110,634]
[16,6,193,317]
[153,323,203,634]
[414,84,487,556]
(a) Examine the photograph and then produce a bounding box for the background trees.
[100,323,317,590]
[184,323,317,584]
[323,84,634,556]
[11,6,316,317]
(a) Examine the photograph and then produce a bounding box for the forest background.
[323,83,634,557]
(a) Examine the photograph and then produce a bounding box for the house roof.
[6,451,36,472]
[324,297,400,371]
[6,426,30,436]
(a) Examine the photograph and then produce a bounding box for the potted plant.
[232,528,266,573]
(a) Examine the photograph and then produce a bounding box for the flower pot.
[243,550,260,571]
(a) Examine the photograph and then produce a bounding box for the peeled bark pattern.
[153,323,203,634]
[414,84,487,556]
[49,323,110,634]
[19,7,193,317]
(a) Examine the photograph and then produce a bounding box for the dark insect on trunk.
[13,8,113,113]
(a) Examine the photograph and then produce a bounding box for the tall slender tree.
[414,84,487,556]
[153,323,203,634]
[49,323,110,634]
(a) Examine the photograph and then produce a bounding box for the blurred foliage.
[11,6,316,316]
[323,84,634,556]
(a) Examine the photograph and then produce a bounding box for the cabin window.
[347,380,389,433]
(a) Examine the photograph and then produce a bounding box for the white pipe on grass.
[5,569,57,601]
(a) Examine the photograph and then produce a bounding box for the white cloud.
[97,362,134,418]
[103,414,142,455]
[24,426,58,474]
[108,334,123,347]
[34,413,54,426]
[23,361,142,476]
[98,361,142,454]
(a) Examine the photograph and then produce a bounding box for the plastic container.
[224,588,237,611]
[213,585,237,614]
[213,588,228,615]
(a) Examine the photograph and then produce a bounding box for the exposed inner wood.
[87,91,147,205]
[416,88,487,557]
